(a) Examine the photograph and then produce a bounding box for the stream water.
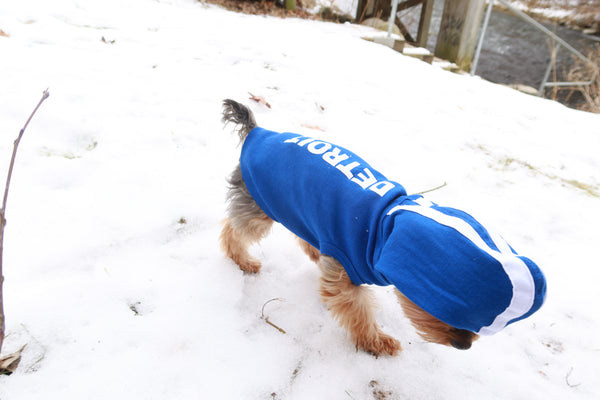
[401,1,599,105]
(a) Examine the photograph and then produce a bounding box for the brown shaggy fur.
[220,216,272,273]
[317,254,402,356]
[395,291,478,350]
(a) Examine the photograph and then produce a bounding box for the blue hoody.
[240,127,546,335]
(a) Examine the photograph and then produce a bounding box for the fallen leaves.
[101,36,116,44]
[0,344,25,375]
[300,123,324,131]
[248,92,271,109]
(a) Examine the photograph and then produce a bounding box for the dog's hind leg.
[296,237,321,263]
[220,164,273,273]
[318,255,402,356]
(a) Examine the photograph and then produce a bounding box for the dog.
[219,99,546,356]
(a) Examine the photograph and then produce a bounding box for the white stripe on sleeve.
[387,203,535,335]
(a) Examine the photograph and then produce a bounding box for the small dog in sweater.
[219,99,546,356]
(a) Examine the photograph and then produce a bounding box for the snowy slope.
[0,0,599,399]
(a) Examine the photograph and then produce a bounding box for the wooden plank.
[373,36,406,53]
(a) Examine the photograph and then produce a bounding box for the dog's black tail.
[222,99,257,144]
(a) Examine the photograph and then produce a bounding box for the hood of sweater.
[375,197,547,335]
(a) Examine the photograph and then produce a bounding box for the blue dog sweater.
[240,127,546,335]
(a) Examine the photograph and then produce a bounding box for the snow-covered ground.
[1,0,599,399]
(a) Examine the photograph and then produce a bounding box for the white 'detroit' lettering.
[284,135,395,197]
[298,138,315,147]
[369,181,395,196]
[322,147,350,166]
[351,168,377,189]
[307,141,332,155]
[336,161,360,179]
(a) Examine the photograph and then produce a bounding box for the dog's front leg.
[220,216,272,273]
[317,255,402,357]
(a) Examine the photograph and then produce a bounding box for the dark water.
[472,9,598,89]
[401,1,599,100]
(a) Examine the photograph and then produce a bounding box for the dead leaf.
[248,92,271,108]
[0,344,26,375]
[300,124,324,131]
[0,29,9,38]
[101,36,116,44]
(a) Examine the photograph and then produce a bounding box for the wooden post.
[416,0,435,48]
[434,0,486,70]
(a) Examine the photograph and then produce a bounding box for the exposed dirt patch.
[201,0,317,19]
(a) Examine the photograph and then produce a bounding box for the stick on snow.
[0,89,50,368]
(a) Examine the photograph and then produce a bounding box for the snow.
[507,1,573,20]
[314,0,359,17]
[401,46,432,56]
[0,0,599,399]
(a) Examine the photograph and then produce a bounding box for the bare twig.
[0,89,50,360]
[358,0,373,23]
[565,367,582,388]
[416,181,447,195]
[261,298,286,334]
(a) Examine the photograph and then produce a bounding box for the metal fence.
[471,0,598,96]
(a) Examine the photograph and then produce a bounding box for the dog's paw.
[357,332,402,357]
[238,257,262,273]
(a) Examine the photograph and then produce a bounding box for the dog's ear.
[222,99,257,143]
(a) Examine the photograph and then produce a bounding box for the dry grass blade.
[566,45,600,113]
[416,182,447,195]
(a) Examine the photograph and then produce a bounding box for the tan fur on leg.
[296,237,321,263]
[318,255,402,356]
[220,216,273,273]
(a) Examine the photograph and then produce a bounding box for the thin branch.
[416,181,447,195]
[261,298,286,334]
[0,88,50,359]
[1,89,50,221]
[265,318,287,334]
[565,367,581,388]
